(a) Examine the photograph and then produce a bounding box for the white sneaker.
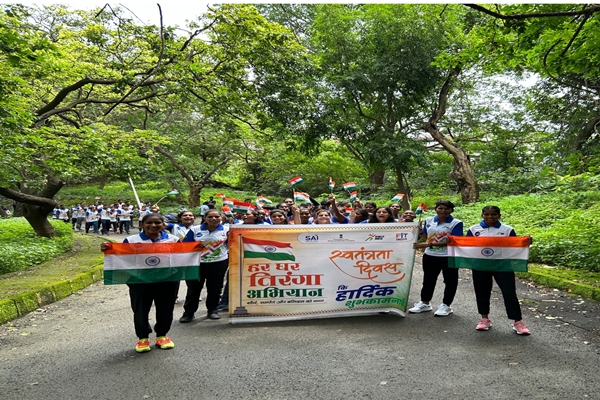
[408,301,433,313]
[434,303,453,316]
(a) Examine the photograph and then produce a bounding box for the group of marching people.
[102,193,531,354]
[53,201,155,235]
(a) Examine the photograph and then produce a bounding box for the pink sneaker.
[513,320,530,335]
[476,318,492,331]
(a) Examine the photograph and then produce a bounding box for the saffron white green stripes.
[243,237,296,261]
[103,242,201,284]
[447,236,530,272]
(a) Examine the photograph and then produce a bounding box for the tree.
[0,4,186,236]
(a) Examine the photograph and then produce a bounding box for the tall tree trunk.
[188,185,201,209]
[394,167,412,211]
[422,66,479,204]
[22,203,57,237]
[0,176,64,237]
[369,170,385,187]
[98,173,107,190]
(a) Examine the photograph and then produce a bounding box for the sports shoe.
[155,336,175,349]
[408,301,433,313]
[434,303,453,316]
[207,311,221,320]
[476,318,492,331]
[513,320,531,335]
[135,338,151,353]
[216,303,229,312]
[179,313,194,323]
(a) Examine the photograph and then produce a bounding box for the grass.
[0,234,105,299]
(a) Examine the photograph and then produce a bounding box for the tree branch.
[464,4,600,20]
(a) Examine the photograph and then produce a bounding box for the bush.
[451,192,600,272]
[0,218,74,274]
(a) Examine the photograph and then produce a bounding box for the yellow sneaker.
[155,336,175,349]
[135,338,151,353]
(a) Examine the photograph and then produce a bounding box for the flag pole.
[128,174,142,210]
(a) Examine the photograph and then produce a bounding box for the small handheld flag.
[329,177,335,191]
[294,191,311,203]
[415,203,427,215]
[223,198,235,206]
[391,194,404,202]
[156,189,180,204]
[257,196,273,205]
[222,205,234,218]
[232,200,255,213]
[342,182,356,191]
[288,176,303,186]
[349,190,358,201]
[215,193,225,199]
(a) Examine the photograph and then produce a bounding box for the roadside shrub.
[452,192,600,272]
[0,218,74,274]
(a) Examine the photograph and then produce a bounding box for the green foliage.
[451,191,600,272]
[0,218,73,274]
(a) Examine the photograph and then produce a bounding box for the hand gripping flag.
[447,236,531,272]
[103,242,201,284]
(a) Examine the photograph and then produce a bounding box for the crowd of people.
[100,194,531,353]
[51,200,156,235]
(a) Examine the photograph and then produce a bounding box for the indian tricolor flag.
[288,176,303,186]
[392,193,404,201]
[257,196,272,204]
[103,242,201,284]
[222,205,234,218]
[447,236,531,272]
[215,193,225,198]
[349,190,358,200]
[243,237,296,261]
[294,191,310,203]
[343,182,356,191]
[223,198,235,206]
[232,200,255,213]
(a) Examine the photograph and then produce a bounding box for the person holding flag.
[100,213,180,353]
[180,209,229,322]
[410,200,463,317]
[464,206,532,335]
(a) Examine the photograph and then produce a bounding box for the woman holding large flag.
[100,213,180,353]
[180,209,229,321]
[410,200,463,317]
[466,206,531,335]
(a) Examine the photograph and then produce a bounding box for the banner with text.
[228,224,418,323]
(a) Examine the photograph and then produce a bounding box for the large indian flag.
[243,237,295,261]
[447,236,531,272]
[104,242,201,284]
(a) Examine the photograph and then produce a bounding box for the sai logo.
[304,235,319,242]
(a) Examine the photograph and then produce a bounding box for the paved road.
[1,252,599,399]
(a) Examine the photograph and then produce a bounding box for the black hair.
[482,205,501,215]
[177,209,195,223]
[354,208,369,222]
[244,209,263,224]
[364,201,377,209]
[368,207,395,223]
[434,200,455,211]
[269,209,289,224]
[142,212,164,223]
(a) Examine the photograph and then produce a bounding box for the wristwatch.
[428,243,434,248]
